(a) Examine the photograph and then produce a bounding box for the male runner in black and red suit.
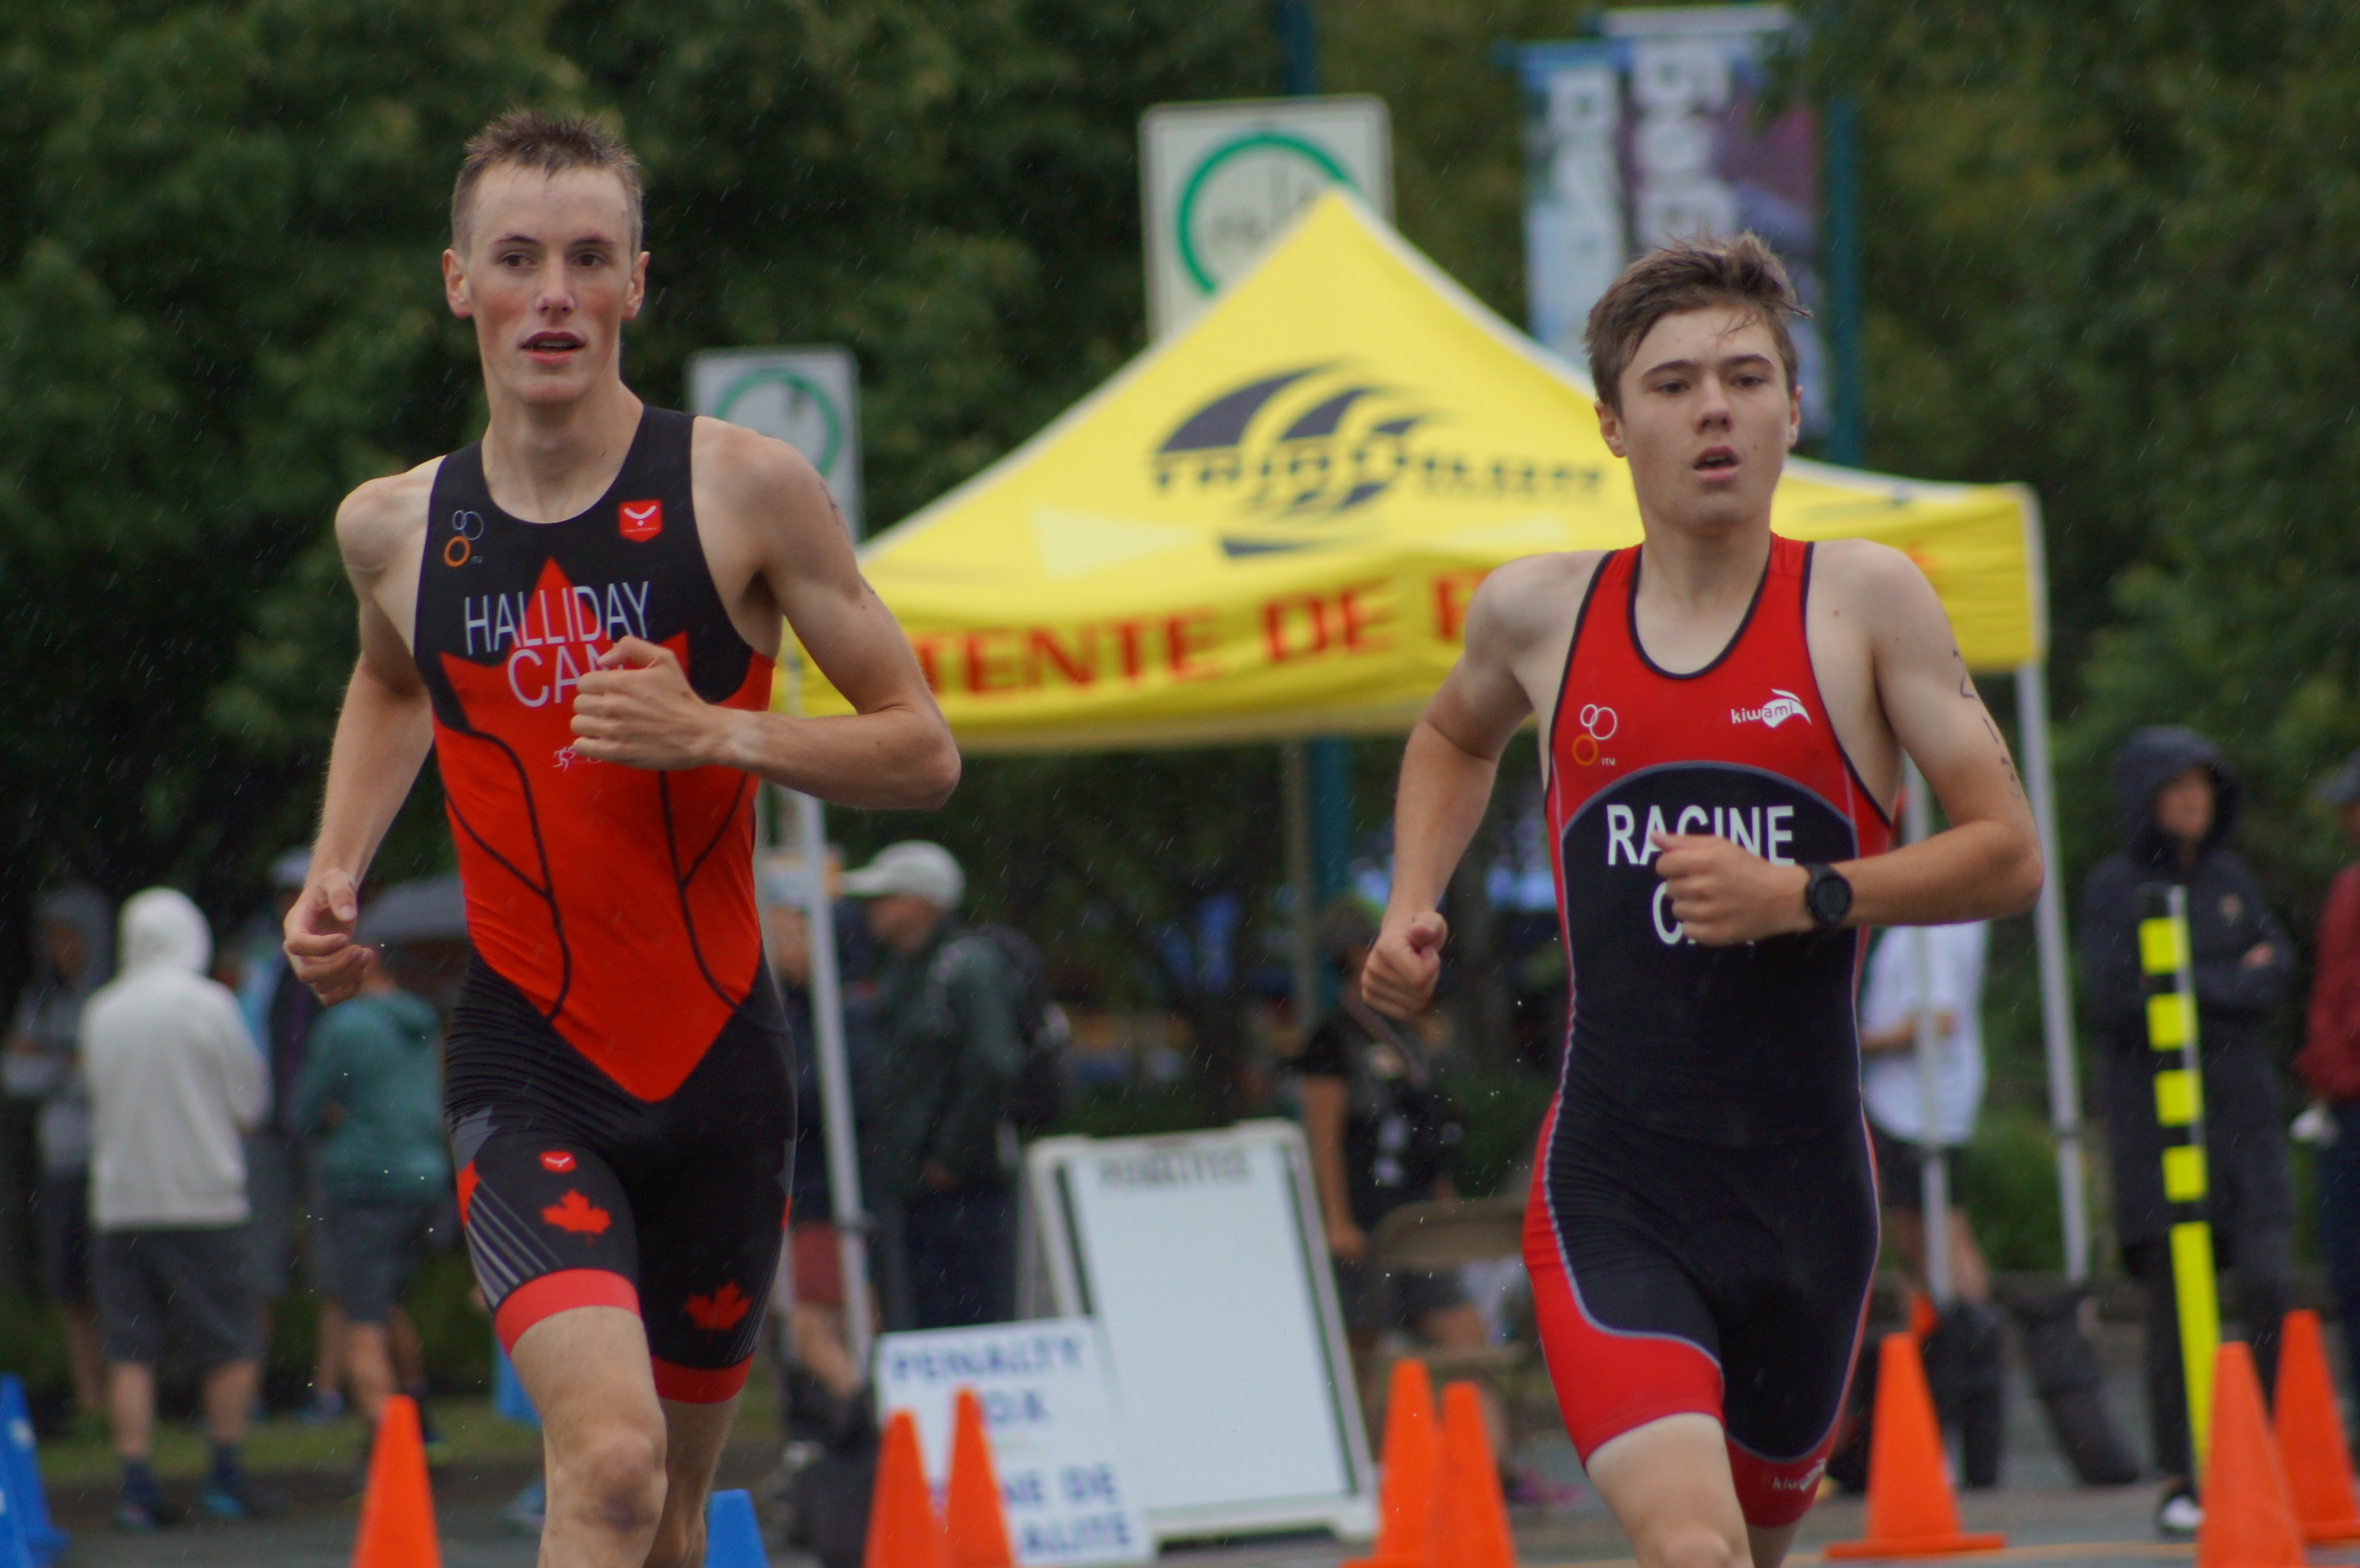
[1362,236,2041,1568]
[285,112,958,1568]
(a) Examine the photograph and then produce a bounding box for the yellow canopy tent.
[786,189,2090,1285]
[793,190,2045,748]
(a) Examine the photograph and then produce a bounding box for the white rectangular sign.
[877,1319,1151,1568]
[1029,1124,1373,1541]
[688,346,864,537]
[1141,96,1391,341]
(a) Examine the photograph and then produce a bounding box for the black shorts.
[1868,1124,1963,1213]
[1332,1258,1468,1336]
[315,1198,440,1324]
[447,960,795,1404]
[36,1168,92,1306]
[1525,1096,1879,1528]
[95,1226,258,1369]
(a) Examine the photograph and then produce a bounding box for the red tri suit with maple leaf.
[416,406,793,1402]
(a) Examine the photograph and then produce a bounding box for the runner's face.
[444,165,646,407]
[1598,306,1798,536]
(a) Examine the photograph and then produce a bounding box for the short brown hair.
[1583,233,1806,413]
[451,110,644,254]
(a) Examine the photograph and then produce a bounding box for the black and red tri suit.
[413,405,792,1403]
[1524,535,1892,1524]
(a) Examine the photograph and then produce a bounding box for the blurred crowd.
[4,724,2360,1533]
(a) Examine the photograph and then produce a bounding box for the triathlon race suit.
[1523,535,1892,1523]
[413,405,792,1404]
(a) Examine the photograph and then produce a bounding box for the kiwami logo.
[1730,689,1809,729]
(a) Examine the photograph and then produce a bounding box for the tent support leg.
[1284,742,1319,1046]
[1903,762,1952,1306]
[2016,662,2090,1284]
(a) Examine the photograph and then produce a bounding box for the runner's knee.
[1635,1521,1748,1568]
[556,1419,667,1535]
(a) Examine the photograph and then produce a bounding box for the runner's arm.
[1653,545,2041,942]
[1363,561,1558,1018]
[286,478,436,1003]
[570,434,958,808]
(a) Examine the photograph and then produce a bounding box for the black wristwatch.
[1801,862,1853,931]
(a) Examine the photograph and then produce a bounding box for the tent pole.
[1903,762,1951,1305]
[1284,742,1319,1045]
[2016,661,2090,1284]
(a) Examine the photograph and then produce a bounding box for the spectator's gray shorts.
[314,1199,440,1324]
[95,1226,258,1368]
[241,1130,310,1299]
[1332,1257,1468,1336]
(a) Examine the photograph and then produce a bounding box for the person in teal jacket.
[294,957,449,1437]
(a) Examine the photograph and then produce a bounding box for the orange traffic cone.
[2273,1310,2360,1543]
[865,1410,950,1568]
[1345,1360,1440,1568]
[1826,1334,2005,1558]
[946,1389,1015,1568]
[2199,1341,2306,1568]
[353,1394,441,1568]
[1425,1382,1513,1568]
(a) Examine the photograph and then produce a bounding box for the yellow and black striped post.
[2139,882,2221,1471]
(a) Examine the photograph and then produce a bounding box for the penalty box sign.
[878,1318,1150,1568]
[1141,96,1390,341]
[688,346,863,538]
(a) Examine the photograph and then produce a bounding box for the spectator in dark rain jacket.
[845,842,1021,1332]
[2081,726,2292,1533]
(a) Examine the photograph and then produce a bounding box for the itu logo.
[1730,689,1810,730]
[1148,363,1604,557]
[1569,703,1618,766]
[442,509,485,567]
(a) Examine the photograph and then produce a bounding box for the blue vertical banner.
[1519,8,1826,433]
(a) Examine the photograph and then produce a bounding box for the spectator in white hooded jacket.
[81,887,269,1531]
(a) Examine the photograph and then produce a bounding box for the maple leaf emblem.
[541,1190,612,1237]
[684,1282,752,1332]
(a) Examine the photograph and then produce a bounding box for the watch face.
[1809,871,1850,927]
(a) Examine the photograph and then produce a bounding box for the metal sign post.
[1140,96,1391,341]
[788,789,875,1373]
[694,346,874,1369]
[688,347,864,537]
[2140,882,2219,1473]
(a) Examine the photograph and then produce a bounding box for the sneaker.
[297,1389,346,1426]
[198,1479,284,1520]
[1500,1464,1586,1509]
[2156,1482,2202,1538]
[502,1477,547,1535]
[115,1498,161,1533]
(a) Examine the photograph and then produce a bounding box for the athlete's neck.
[1630,523,1773,674]
[479,376,646,525]
[1636,522,1771,608]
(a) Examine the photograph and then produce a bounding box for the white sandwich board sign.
[1025,1122,1375,1542]
[688,346,864,537]
[876,1319,1151,1568]
[1141,96,1391,340]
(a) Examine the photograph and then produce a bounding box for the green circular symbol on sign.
[1175,131,1357,296]
[715,367,844,474]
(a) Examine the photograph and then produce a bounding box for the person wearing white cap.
[844,842,1023,1329]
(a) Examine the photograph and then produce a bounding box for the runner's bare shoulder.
[1803,536,1946,643]
[689,415,841,551]
[1463,549,1610,662]
[332,458,440,585]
